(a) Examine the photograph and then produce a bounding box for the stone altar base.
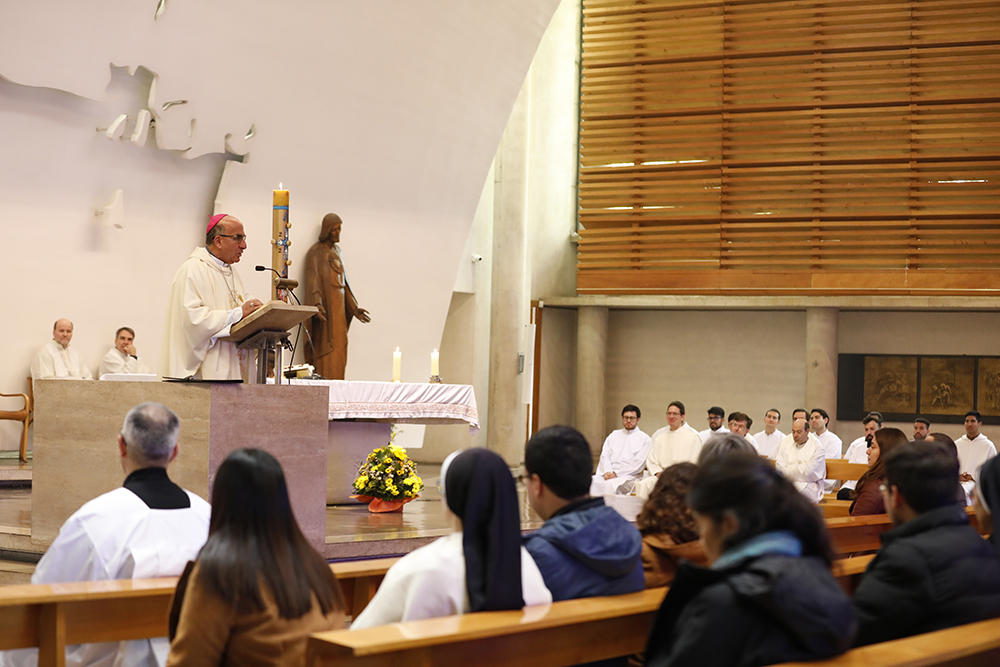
[32,381,329,549]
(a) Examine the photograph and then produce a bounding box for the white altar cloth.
[281,378,480,433]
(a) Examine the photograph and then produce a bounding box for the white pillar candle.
[431,349,439,376]
[392,347,401,382]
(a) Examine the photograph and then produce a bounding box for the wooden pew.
[825,459,869,484]
[0,557,398,667]
[307,587,667,667]
[776,616,1000,666]
[826,507,982,556]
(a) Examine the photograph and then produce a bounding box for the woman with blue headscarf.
[351,448,552,628]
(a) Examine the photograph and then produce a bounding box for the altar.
[276,378,479,504]
[29,377,479,551]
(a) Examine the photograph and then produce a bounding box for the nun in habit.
[350,449,552,628]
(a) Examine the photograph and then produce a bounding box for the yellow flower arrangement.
[352,425,424,501]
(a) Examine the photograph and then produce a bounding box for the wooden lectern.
[226,301,317,384]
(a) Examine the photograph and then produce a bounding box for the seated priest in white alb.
[29,318,93,380]
[956,410,997,505]
[727,411,759,452]
[776,418,826,503]
[590,404,653,496]
[98,326,150,377]
[0,402,210,667]
[634,401,703,499]
[752,408,786,460]
[159,214,264,381]
[810,408,842,492]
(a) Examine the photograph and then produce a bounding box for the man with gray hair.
[2,402,210,667]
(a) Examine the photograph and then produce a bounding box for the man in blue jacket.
[523,425,645,601]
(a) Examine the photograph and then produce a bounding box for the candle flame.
[279,182,283,189]
[433,349,438,354]
[395,347,400,352]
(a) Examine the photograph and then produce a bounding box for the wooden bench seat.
[0,557,399,667]
[307,587,667,667]
[776,616,1000,666]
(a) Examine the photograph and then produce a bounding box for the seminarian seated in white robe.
[590,405,653,496]
[30,318,93,381]
[98,327,150,377]
[956,411,997,505]
[158,214,263,381]
[0,402,210,667]
[776,418,826,504]
[634,402,703,499]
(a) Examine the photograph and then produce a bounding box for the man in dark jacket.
[522,425,645,601]
[852,440,1000,646]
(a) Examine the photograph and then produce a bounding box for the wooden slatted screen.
[577,0,1000,295]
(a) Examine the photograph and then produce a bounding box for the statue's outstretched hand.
[355,308,371,324]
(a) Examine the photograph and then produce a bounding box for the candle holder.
[428,375,443,384]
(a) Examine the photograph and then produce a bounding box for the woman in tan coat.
[166,449,345,667]
[636,462,703,587]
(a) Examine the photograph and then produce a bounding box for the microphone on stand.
[254,266,318,375]
[255,265,302,305]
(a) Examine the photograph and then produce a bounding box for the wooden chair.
[0,378,33,463]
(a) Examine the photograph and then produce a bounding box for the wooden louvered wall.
[577,0,1000,295]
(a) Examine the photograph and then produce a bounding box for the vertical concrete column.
[805,307,840,433]
[575,306,608,457]
[487,79,531,466]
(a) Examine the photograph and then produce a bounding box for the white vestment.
[752,429,786,460]
[98,348,150,377]
[29,340,93,380]
[634,424,703,498]
[815,429,843,492]
[159,247,253,380]
[699,425,730,443]
[350,531,552,629]
[956,433,997,505]
[840,436,870,492]
[0,485,210,667]
[745,433,760,452]
[776,433,826,503]
[590,427,653,496]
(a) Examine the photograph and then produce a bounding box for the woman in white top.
[351,448,552,628]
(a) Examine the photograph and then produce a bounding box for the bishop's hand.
[241,299,264,319]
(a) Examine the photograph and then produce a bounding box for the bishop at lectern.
[159,214,264,380]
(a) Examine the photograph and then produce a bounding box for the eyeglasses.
[516,472,533,485]
[218,233,247,243]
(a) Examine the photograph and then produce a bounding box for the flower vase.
[351,495,417,513]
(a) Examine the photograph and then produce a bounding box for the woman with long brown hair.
[636,462,702,587]
[166,449,345,666]
[850,427,908,516]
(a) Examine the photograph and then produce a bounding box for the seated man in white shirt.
[776,418,826,503]
[29,318,93,380]
[956,410,997,505]
[913,416,931,441]
[726,411,759,452]
[753,408,786,460]
[810,407,843,492]
[838,411,882,500]
[98,327,150,377]
[698,405,729,443]
[0,401,211,667]
[590,404,653,496]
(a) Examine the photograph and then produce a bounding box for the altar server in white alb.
[159,214,264,380]
[956,410,997,504]
[29,318,93,380]
[776,418,827,503]
[98,327,150,377]
[810,408,842,492]
[590,404,653,496]
[753,408,786,460]
[0,402,211,667]
[634,401,703,499]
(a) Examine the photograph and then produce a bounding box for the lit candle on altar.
[431,349,439,376]
[271,183,290,301]
[392,347,401,382]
